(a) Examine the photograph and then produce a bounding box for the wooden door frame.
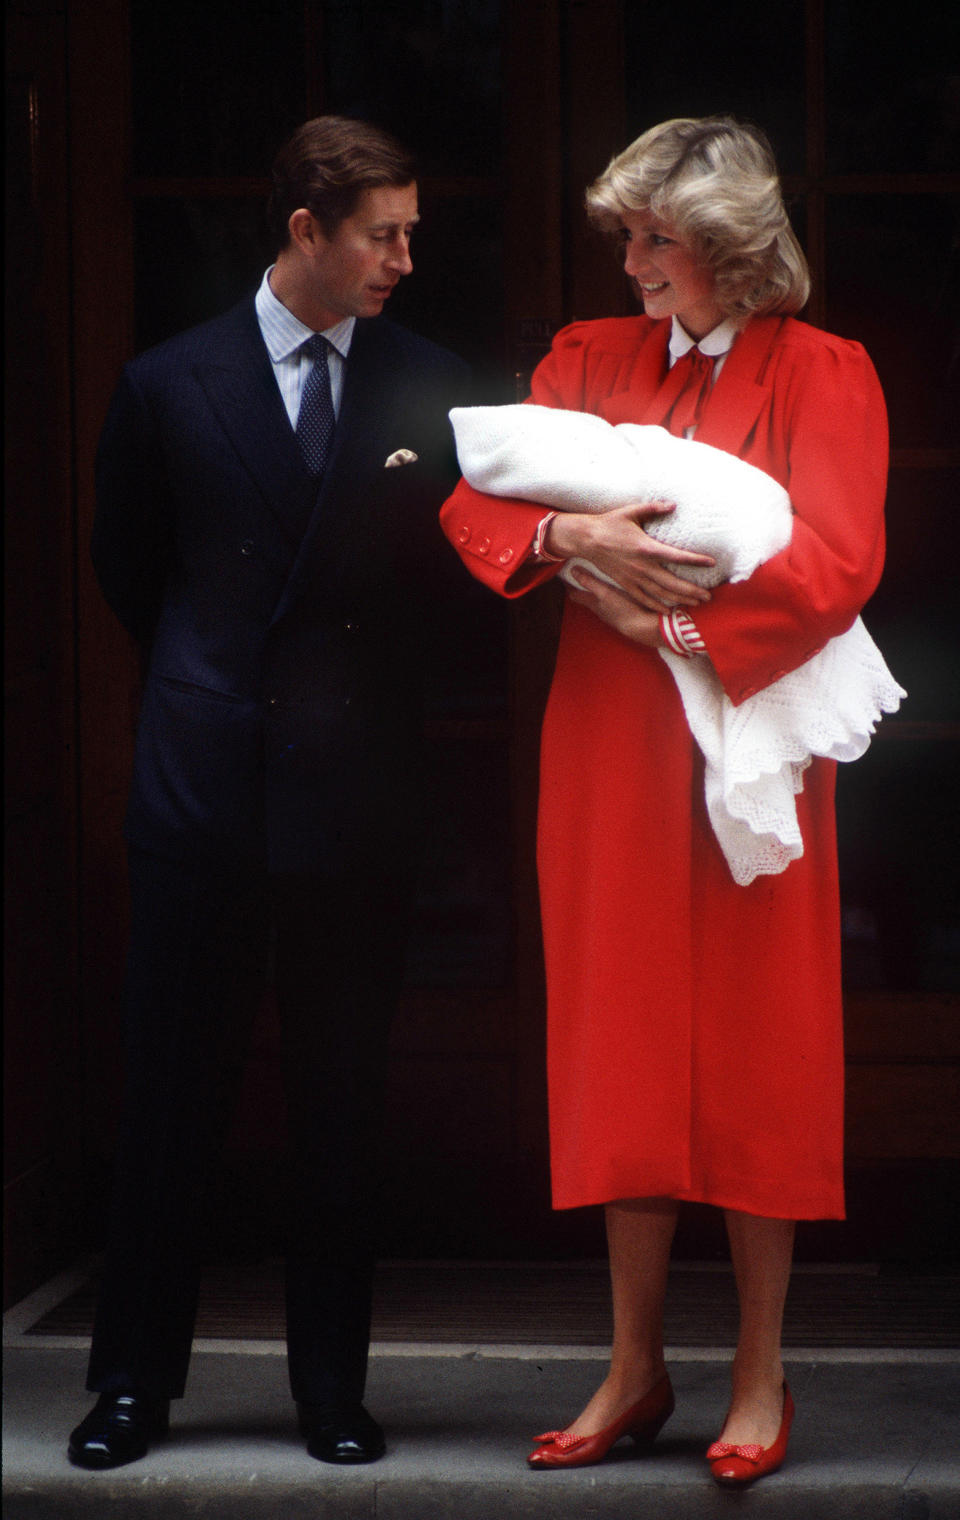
[68,0,141,1185]
[4,0,80,1305]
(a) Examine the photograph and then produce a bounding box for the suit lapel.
[194,300,316,547]
[597,322,671,425]
[694,316,784,456]
[270,318,399,624]
[316,316,394,539]
[596,315,784,462]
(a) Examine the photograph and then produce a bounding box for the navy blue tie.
[295,334,336,476]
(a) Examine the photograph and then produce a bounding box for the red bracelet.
[531,511,564,563]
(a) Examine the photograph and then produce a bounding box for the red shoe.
[706,1383,794,1486]
[528,1373,674,1469]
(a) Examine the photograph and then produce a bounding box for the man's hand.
[565,565,665,647]
[545,501,715,612]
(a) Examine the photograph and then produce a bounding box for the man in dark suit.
[68,116,468,1470]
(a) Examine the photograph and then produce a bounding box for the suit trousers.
[86,845,411,1405]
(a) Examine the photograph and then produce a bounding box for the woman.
[440,116,888,1487]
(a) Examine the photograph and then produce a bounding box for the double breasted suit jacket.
[93,295,469,878]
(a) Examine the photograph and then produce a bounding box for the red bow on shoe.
[706,1385,795,1487]
[532,1429,586,1450]
[706,1440,765,1462]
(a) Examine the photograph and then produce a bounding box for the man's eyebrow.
[368,213,421,230]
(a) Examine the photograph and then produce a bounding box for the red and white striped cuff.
[660,607,707,657]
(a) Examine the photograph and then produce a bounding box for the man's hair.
[586,115,810,321]
[268,115,417,246]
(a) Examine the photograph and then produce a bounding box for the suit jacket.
[441,313,888,704]
[93,295,469,876]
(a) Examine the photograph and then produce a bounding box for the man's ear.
[288,208,327,255]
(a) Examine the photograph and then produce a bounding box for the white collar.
[256,267,356,362]
[669,315,740,362]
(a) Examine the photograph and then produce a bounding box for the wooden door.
[9,1,956,1302]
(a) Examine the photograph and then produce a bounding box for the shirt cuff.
[660,607,707,657]
[530,511,564,563]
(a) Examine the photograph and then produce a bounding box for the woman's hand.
[565,565,665,647]
[544,501,715,612]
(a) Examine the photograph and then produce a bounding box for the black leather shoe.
[298,1402,386,1464]
[68,1392,170,1469]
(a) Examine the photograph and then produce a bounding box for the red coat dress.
[441,314,888,1220]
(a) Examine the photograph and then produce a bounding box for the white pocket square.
[384,448,419,468]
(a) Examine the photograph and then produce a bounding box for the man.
[68,116,468,1470]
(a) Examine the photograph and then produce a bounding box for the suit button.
[240,540,255,556]
[499,547,514,565]
[267,697,278,707]
[478,538,491,555]
[345,622,359,632]
[457,526,471,544]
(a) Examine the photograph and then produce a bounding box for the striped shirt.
[254,266,355,427]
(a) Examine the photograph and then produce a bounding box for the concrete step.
[4,1343,958,1519]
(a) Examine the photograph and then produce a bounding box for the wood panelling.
[562,0,627,323]
[845,993,960,1065]
[846,1068,960,1160]
[4,2,958,1303]
[68,0,141,1164]
[4,1,80,1305]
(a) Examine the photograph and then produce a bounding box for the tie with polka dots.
[295,334,336,476]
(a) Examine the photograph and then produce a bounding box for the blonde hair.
[586,116,809,321]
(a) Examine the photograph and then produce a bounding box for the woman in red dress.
[441,116,888,1486]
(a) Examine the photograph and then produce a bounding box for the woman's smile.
[620,208,724,339]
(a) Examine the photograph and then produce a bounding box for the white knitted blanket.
[451,404,905,885]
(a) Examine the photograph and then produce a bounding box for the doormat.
[23,1261,960,1348]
